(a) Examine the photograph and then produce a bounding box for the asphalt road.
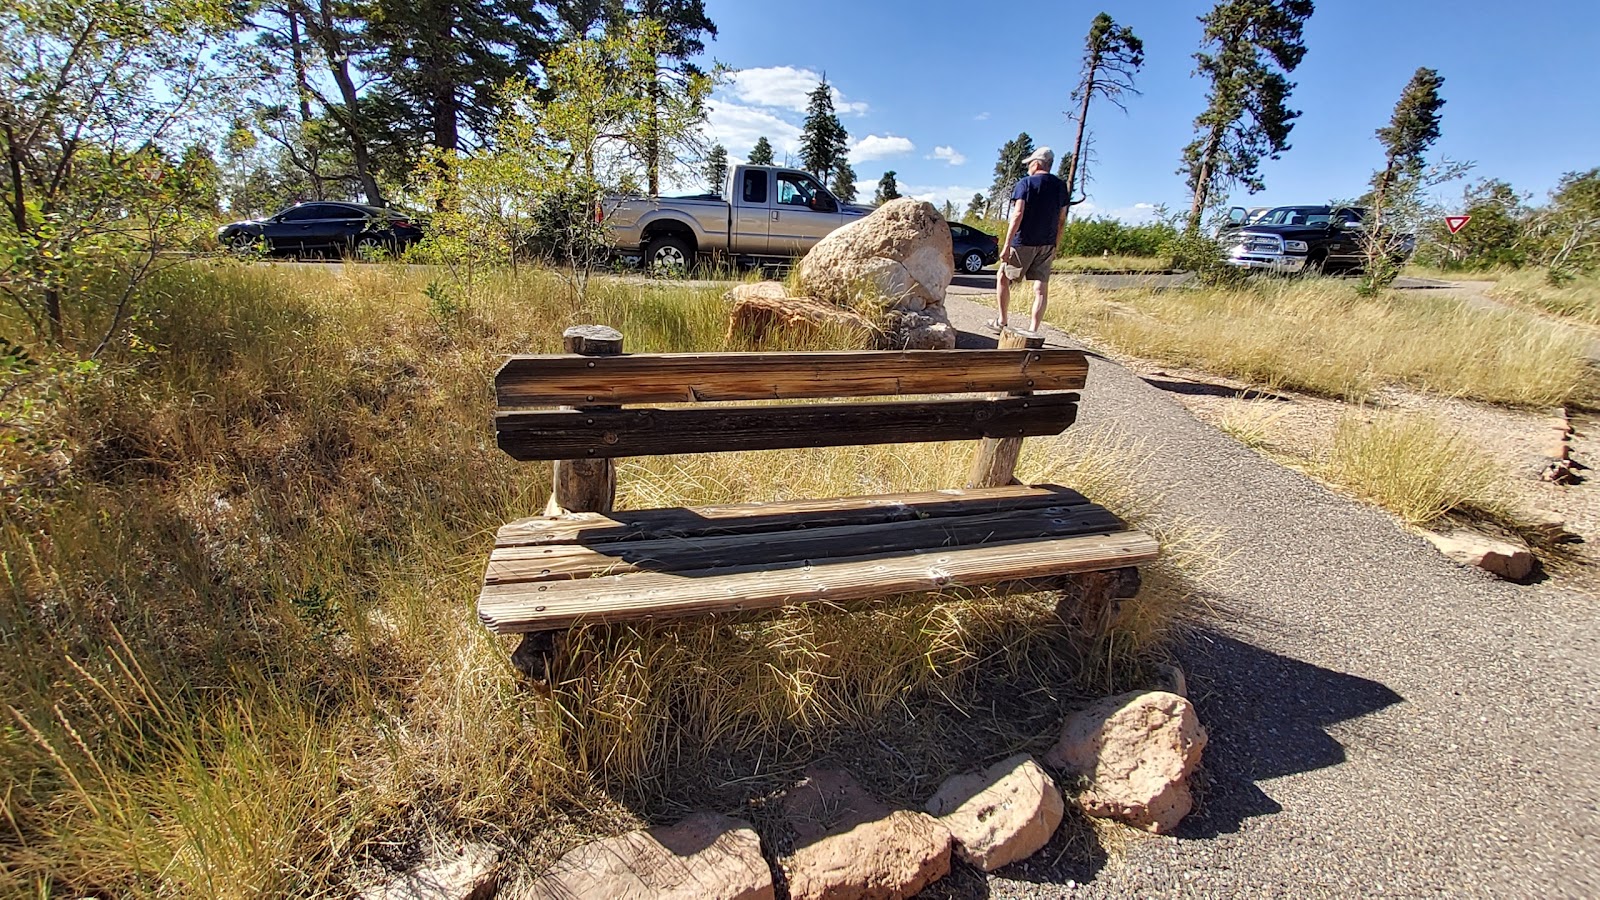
[935,295,1600,899]
[946,270,1459,296]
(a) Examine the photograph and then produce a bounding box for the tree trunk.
[302,0,384,206]
[1064,66,1095,211]
[285,6,314,124]
[1185,127,1221,234]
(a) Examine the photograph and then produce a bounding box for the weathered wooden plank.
[495,349,1089,407]
[496,394,1079,461]
[968,329,1046,489]
[477,530,1160,634]
[486,504,1125,584]
[496,483,1093,547]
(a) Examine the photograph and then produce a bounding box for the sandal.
[984,318,1004,334]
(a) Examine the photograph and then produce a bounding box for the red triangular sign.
[1445,215,1471,234]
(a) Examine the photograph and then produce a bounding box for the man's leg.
[1030,277,1049,333]
[995,261,1012,328]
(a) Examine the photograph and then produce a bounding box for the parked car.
[1218,204,1413,275]
[949,222,999,274]
[217,202,425,257]
[605,165,874,271]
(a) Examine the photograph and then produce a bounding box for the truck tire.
[646,235,693,277]
[1303,252,1327,277]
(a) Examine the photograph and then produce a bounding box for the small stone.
[1046,690,1207,834]
[924,753,1064,872]
[520,813,773,900]
[359,842,500,900]
[782,810,951,900]
[1520,508,1578,546]
[1152,662,1187,698]
[1423,530,1535,581]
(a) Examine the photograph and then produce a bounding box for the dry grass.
[1044,277,1594,408]
[1313,411,1502,526]
[1490,269,1600,326]
[1052,255,1171,273]
[0,261,1195,895]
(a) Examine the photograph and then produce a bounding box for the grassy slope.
[0,263,1188,896]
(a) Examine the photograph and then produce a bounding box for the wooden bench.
[480,325,1158,678]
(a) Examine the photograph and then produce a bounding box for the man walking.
[988,146,1069,335]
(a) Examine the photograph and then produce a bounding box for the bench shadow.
[1141,377,1293,402]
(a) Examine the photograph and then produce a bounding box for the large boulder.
[518,813,773,900]
[923,754,1064,872]
[724,282,879,347]
[797,199,957,350]
[1045,690,1207,834]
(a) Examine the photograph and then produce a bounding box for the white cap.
[1023,146,1055,169]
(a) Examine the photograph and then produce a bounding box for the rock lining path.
[939,294,1600,898]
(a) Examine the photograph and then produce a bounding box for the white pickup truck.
[606,164,874,271]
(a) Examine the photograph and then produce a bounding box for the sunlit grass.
[1314,411,1502,526]
[1490,269,1600,326]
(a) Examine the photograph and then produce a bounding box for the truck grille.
[1241,235,1282,254]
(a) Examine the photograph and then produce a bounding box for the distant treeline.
[1056,217,1177,258]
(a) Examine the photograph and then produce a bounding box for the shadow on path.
[1141,377,1293,402]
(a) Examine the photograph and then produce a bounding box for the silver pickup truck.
[606,164,874,270]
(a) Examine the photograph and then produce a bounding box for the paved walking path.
[939,294,1600,898]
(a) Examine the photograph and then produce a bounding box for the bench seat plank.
[496,483,1093,547]
[496,349,1089,407]
[478,529,1159,634]
[496,394,1079,461]
[486,504,1125,585]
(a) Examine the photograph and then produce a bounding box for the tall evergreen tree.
[966,192,986,220]
[987,132,1034,215]
[799,80,848,184]
[1372,67,1445,206]
[874,170,900,205]
[625,0,716,195]
[1063,13,1143,214]
[704,142,728,193]
[1180,0,1315,232]
[293,0,386,204]
[940,199,957,221]
[832,158,858,202]
[365,0,555,154]
[747,136,774,165]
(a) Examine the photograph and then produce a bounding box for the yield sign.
[1445,215,1471,234]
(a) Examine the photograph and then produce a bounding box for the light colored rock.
[782,766,892,845]
[881,309,958,351]
[725,283,878,347]
[782,810,951,900]
[1046,690,1207,834]
[797,199,954,319]
[1520,507,1578,546]
[924,753,1064,872]
[520,813,773,900]
[1423,529,1535,581]
[360,842,500,900]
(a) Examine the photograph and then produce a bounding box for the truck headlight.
[1284,240,1308,253]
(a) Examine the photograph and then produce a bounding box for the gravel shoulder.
[941,293,1600,898]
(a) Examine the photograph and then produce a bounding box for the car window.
[742,170,767,205]
[279,205,328,222]
[950,224,967,238]
[325,205,369,221]
[776,172,823,207]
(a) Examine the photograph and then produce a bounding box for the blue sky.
[693,0,1600,220]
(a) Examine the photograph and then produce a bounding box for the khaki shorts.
[1001,244,1056,282]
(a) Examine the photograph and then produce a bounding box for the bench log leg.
[1052,566,1142,635]
[967,329,1046,489]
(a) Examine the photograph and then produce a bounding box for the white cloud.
[706,99,803,161]
[974,112,990,121]
[852,134,915,162]
[929,145,966,166]
[724,66,869,115]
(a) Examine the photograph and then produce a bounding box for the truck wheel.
[962,250,985,274]
[1304,253,1327,277]
[646,235,693,277]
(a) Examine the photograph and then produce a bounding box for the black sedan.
[218,202,425,257]
[949,222,1000,274]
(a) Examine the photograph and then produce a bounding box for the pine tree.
[874,170,901,205]
[832,158,858,202]
[987,132,1034,215]
[966,193,986,220]
[1063,13,1143,214]
[799,80,848,184]
[940,199,957,221]
[705,142,729,193]
[1372,67,1445,206]
[748,136,774,166]
[1180,0,1315,232]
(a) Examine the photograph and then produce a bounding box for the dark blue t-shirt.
[1010,173,1069,247]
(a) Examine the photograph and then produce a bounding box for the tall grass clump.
[0,260,1192,894]
[1490,269,1600,325]
[1046,276,1594,407]
[1315,411,1501,525]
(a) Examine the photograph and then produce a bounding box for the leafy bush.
[1056,217,1176,258]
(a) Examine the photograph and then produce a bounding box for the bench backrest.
[494,347,1089,461]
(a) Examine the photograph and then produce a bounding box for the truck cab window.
[742,171,768,204]
[776,172,833,210]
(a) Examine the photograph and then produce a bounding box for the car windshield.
[1257,206,1332,227]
